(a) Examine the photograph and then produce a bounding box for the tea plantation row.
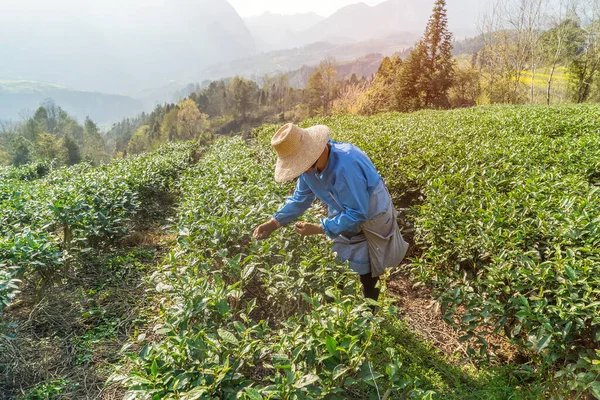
[254,104,600,395]
[0,142,198,322]
[113,137,532,399]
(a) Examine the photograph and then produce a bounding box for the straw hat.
[271,123,330,183]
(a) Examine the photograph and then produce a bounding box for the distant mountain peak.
[247,10,324,19]
[332,2,371,14]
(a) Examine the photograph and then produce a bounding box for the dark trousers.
[359,273,380,301]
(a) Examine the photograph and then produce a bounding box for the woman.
[253,123,408,300]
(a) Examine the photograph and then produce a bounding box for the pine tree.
[395,0,454,111]
[63,134,82,165]
[423,0,454,108]
[83,117,108,165]
[396,44,428,112]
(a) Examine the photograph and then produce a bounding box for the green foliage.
[63,133,82,165]
[82,117,109,165]
[0,101,107,168]
[0,160,55,181]
[105,113,149,156]
[9,136,33,166]
[305,71,326,117]
[113,138,432,399]
[128,125,153,155]
[396,0,454,111]
[254,104,600,396]
[360,56,403,115]
[20,379,76,400]
[229,77,259,120]
[0,142,198,321]
[448,66,480,108]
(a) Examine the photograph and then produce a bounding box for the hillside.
[244,11,325,52]
[244,0,485,51]
[200,34,417,83]
[3,105,600,398]
[0,0,255,95]
[286,53,389,88]
[0,80,144,124]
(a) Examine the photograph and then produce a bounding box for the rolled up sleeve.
[321,173,369,238]
[273,176,316,226]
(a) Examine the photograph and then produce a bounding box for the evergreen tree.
[83,117,108,165]
[63,134,82,165]
[10,136,33,166]
[395,0,454,111]
[33,106,49,133]
[396,44,428,112]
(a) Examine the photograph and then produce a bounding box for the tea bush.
[0,142,198,320]
[254,104,600,395]
[114,138,432,399]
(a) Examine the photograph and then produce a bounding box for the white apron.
[332,180,409,277]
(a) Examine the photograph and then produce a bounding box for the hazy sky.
[228,0,387,17]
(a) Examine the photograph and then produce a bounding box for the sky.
[227,0,387,18]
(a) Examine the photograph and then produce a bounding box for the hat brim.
[274,125,330,183]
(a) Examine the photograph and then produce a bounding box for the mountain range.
[0,0,485,123]
[0,81,144,125]
[200,33,418,83]
[245,0,485,52]
[0,0,255,96]
[244,12,326,52]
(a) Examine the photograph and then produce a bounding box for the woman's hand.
[253,218,280,240]
[294,221,324,236]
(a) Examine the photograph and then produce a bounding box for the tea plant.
[254,104,600,395]
[0,142,198,322]
[0,159,55,182]
[114,138,422,399]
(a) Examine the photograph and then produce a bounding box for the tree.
[10,136,33,166]
[449,66,481,107]
[541,12,582,104]
[317,57,339,115]
[63,134,82,165]
[229,77,257,120]
[33,106,49,133]
[396,43,429,111]
[360,56,403,114]
[40,99,61,134]
[569,1,600,103]
[55,111,85,145]
[422,0,455,108]
[128,125,151,155]
[160,107,180,142]
[36,132,66,163]
[395,0,454,111]
[83,117,108,165]
[479,1,525,103]
[305,71,326,117]
[332,82,369,115]
[177,99,207,140]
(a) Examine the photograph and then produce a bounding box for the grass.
[369,315,541,399]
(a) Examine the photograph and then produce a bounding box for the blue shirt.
[273,139,383,239]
